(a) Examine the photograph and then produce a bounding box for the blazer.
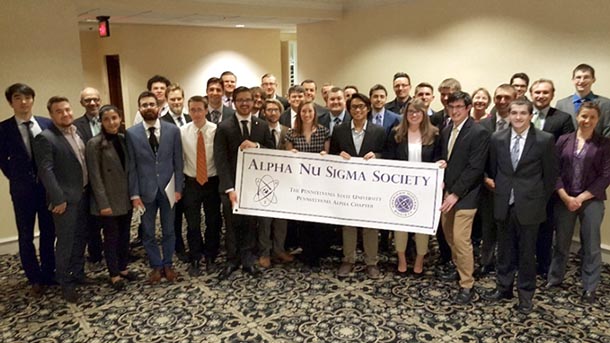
[73,114,96,143]
[370,109,401,136]
[272,124,289,150]
[275,95,289,110]
[430,109,450,131]
[0,115,53,197]
[126,121,184,203]
[33,125,86,206]
[279,109,294,128]
[86,133,131,215]
[541,107,575,141]
[488,127,558,225]
[556,94,610,136]
[385,96,411,115]
[206,106,235,124]
[555,132,610,201]
[386,131,441,163]
[319,111,352,130]
[479,113,504,133]
[440,117,490,209]
[160,112,192,126]
[329,121,386,158]
[314,103,329,117]
[213,115,273,193]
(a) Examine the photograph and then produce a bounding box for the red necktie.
[196,131,208,185]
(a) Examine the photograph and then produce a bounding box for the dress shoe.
[129,238,143,248]
[542,281,561,290]
[273,252,294,263]
[219,264,239,280]
[366,265,381,280]
[243,265,261,277]
[110,278,126,291]
[75,277,97,286]
[119,271,139,282]
[337,262,354,278]
[440,269,459,282]
[258,256,271,269]
[454,287,474,304]
[581,290,596,304]
[484,288,513,301]
[474,265,494,277]
[29,283,45,298]
[513,302,533,314]
[188,261,201,277]
[176,250,190,263]
[148,268,163,284]
[164,266,178,282]
[62,286,79,303]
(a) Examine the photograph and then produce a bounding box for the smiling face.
[572,70,595,96]
[494,87,516,117]
[206,82,223,107]
[405,103,424,128]
[80,88,101,117]
[167,89,184,115]
[415,86,434,108]
[393,77,411,101]
[49,101,74,128]
[101,109,121,134]
[289,91,305,111]
[302,82,316,102]
[264,103,281,124]
[327,90,346,115]
[530,82,554,110]
[370,89,387,111]
[447,99,470,127]
[577,107,599,132]
[234,91,254,116]
[221,74,236,95]
[150,82,167,104]
[262,76,277,97]
[299,102,316,127]
[349,97,369,123]
[472,90,490,112]
[511,78,528,98]
[508,103,532,134]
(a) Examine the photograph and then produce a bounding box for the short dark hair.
[46,96,70,112]
[220,71,236,79]
[207,77,223,90]
[346,93,371,112]
[573,64,595,78]
[98,104,121,121]
[146,75,171,91]
[137,91,156,106]
[344,85,359,93]
[369,84,387,97]
[577,100,601,116]
[329,86,344,94]
[510,72,530,86]
[415,82,434,94]
[5,83,35,102]
[288,85,305,96]
[300,79,316,88]
[232,86,252,100]
[393,72,411,84]
[509,99,533,114]
[188,95,208,108]
[447,91,472,107]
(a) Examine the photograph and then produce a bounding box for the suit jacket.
[0,115,53,197]
[271,124,289,150]
[370,109,401,136]
[319,111,352,130]
[479,114,502,133]
[33,125,86,206]
[275,95,289,110]
[430,109,450,131]
[73,114,96,143]
[555,132,610,201]
[329,121,386,158]
[86,133,131,215]
[126,121,184,203]
[541,107,575,141]
[556,94,610,136]
[279,109,294,128]
[385,96,411,115]
[488,127,558,225]
[160,112,192,126]
[441,117,490,209]
[386,131,441,163]
[314,103,329,117]
[213,115,273,193]
[206,106,235,124]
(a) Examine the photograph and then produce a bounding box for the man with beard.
[133,75,171,124]
[126,91,183,284]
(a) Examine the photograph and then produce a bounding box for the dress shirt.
[290,109,298,128]
[269,123,281,148]
[427,108,435,116]
[408,142,422,162]
[181,121,217,178]
[235,113,252,137]
[329,110,347,134]
[510,126,529,165]
[532,107,548,130]
[371,109,385,126]
[496,116,509,132]
[15,116,43,156]
[142,119,161,142]
[133,103,169,125]
[572,92,598,113]
[447,118,467,152]
[169,110,189,127]
[86,113,101,136]
[222,95,235,109]
[59,124,88,187]
[351,120,368,155]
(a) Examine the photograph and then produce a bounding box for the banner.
[234,149,444,234]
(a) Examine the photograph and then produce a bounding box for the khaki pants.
[394,232,429,256]
[342,227,378,266]
[441,208,477,289]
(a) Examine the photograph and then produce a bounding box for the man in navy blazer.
[369,84,401,135]
[318,87,351,135]
[206,77,235,124]
[0,83,55,297]
[126,91,184,284]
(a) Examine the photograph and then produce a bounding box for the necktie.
[447,126,459,159]
[497,119,506,131]
[91,117,101,136]
[534,110,544,129]
[241,120,250,140]
[511,134,522,170]
[177,116,185,127]
[574,98,584,114]
[271,129,277,149]
[148,127,159,155]
[196,130,208,185]
[23,121,34,158]
[375,114,382,126]
[332,117,341,134]
[211,110,221,124]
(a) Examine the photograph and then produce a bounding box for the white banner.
[234,149,444,234]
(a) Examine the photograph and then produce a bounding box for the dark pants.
[436,221,452,264]
[221,194,256,267]
[183,176,222,261]
[536,197,556,275]
[174,198,186,253]
[12,184,55,285]
[479,189,497,267]
[496,206,539,306]
[86,213,103,262]
[99,212,131,277]
[301,221,333,263]
[54,197,89,287]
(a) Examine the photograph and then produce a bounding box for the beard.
[141,108,159,121]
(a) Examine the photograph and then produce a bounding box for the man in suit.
[330,93,386,279]
[74,87,104,265]
[321,83,334,107]
[220,71,237,110]
[301,79,328,116]
[385,72,412,115]
[214,86,274,279]
[369,84,401,135]
[318,87,351,135]
[33,96,90,303]
[279,85,305,128]
[556,63,610,136]
[206,77,235,124]
[133,75,171,125]
[430,78,462,131]
[439,91,490,304]
[180,95,222,276]
[0,83,55,298]
[161,84,192,263]
[414,82,436,116]
[510,73,530,101]
[485,99,558,314]
[126,91,184,284]
[261,73,289,109]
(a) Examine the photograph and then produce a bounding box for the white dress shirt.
[180,121,217,178]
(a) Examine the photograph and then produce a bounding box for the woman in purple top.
[547,102,610,304]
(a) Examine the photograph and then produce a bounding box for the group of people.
[1,64,609,314]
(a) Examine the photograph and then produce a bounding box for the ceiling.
[77,0,402,32]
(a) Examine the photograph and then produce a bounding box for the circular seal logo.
[390,190,419,218]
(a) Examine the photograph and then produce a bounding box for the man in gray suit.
[127,91,184,284]
[206,77,235,124]
[556,63,610,136]
[34,96,90,303]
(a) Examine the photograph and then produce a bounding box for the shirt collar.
[511,126,530,139]
[573,92,596,103]
[236,113,251,122]
[143,119,161,131]
[351,120,368,131]
[331,110,346,121]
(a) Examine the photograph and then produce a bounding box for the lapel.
[50,125,79,162]
[101,135,124,171]
[137,123,156,158]
[450,117,472,158]
[542,108,555,131]
[7,117,30,156]
[512,127,536,171]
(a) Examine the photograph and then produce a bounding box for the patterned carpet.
[0,239,608,343]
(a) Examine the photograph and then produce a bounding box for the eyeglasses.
[83,97,100,103]
[235,99,253,104]
[265,108,280,113]
[350,104,367,111]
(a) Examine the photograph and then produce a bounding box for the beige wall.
[80,24,283,124]
[0,0,84,242]
[297,0,610,248]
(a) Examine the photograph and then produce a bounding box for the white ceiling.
[77,0,403,32]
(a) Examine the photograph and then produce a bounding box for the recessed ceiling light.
[235,24,245,28]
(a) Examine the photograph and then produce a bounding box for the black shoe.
[110,278,126,291]
[542,281,561,290]
[410,270,425,279]
[188,261,201,277]
[484,288,513,301]
[513,302,533,314]
[474,265,494,277]
[62,286,79,303]
[581,290,596,304]
[118,271,139,282]
[242,265,261,277]
[129,238,143,248]
[440,269,459,282]
[219,264,239,280]
[75,277,97,286]
[454,287,474,304]
[176,250,190,263]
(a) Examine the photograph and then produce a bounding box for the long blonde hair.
[394,98,438,145]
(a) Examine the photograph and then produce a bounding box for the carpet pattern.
[0,243,608,342]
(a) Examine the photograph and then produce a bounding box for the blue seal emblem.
[390,190,418,217]
[253,175,279,207]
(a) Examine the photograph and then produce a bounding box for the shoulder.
[73,114,88,124]
[535,128,554,142]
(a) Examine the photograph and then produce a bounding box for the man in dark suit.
[485,99,558,314]
[214,86,274,279]
[318,87,351,135]
[261,73,289,109]
[430,78,462,131]
[385,72,412,115]
[33,96,90,303]
[74,87,104,265]
[330,93,386,279]
[414,82,436,116]
[301,79,328,117]
[220,71,237,110]
[439,91,490,304]
[0,83,55,298]
[369,84,401,136]
[161,84,192,263]
[206,77,235,124]
[126,91,184,284]
[279,85,305,128]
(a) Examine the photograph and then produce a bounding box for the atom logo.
[253,175,279,207]
[390,190,418,217]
